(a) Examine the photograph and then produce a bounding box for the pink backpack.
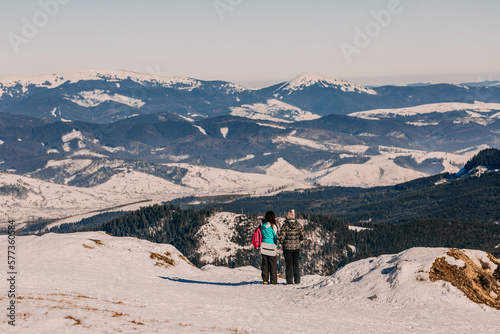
[251,226,262,248]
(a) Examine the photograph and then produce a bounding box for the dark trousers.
[261,255,277,284]
[283,249,301,284]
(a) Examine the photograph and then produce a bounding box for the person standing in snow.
[279,209,305,285]
[260,211,279,285]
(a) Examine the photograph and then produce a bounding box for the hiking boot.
[263,281,269,285]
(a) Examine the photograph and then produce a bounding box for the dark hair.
[263,211,277,227]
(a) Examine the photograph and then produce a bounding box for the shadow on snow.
[159,276,285,286]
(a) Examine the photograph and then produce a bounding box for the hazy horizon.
[1,0,499,87]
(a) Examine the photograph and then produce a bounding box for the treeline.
[349,219,500,263]
[464,148,500,171]
[197,171,500,225]
[48,211,127,234]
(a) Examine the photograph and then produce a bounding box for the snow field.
[1,233,498,333]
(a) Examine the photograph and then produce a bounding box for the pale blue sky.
[1,0,499,87]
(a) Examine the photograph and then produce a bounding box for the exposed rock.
[429,248,500,310]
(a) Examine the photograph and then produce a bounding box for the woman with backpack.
[259,211,279,285]
[279,209,305,285]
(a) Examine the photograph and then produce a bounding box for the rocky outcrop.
[429,248,500,310]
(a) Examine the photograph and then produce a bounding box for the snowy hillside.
[0,170,187,225]
[0,162,310,224]
[64,89,146,108]
[194,212,254,263]
[1,232,498,333]
[350,101,500,125]
[261,145,483,187]
[189,212,339,274]
[230,99,321,122]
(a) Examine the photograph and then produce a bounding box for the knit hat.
[286,209,295,220]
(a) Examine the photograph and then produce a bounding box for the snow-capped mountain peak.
[280,72,377,95]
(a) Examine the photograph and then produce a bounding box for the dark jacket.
[278,219,305,250]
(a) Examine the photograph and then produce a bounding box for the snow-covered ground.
[0,232,498,333]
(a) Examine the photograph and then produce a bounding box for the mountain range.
[0,70,499,223]
[2,70,500,122]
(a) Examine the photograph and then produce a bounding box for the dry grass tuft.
[18,313,31,319]
[430,248,500,310]
[178,254,197,267]
[150,252,176,267]
[227,327,251,334]
[82,244,94,249]
[65,315,82,325]
[89,239,104,246]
